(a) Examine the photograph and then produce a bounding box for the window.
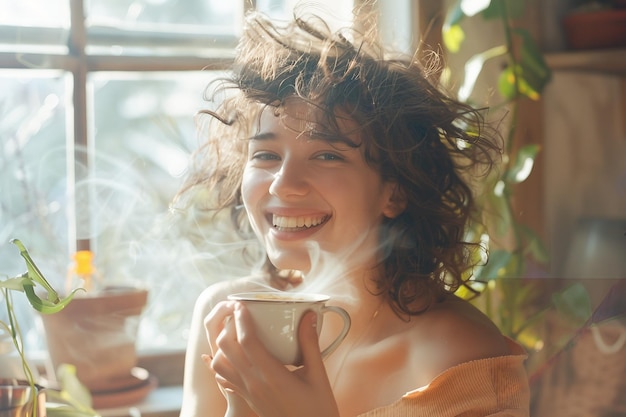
[1,0,415,354]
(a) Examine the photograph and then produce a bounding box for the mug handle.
[319,305,351,359]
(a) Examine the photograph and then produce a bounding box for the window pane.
[0,1,70,53]
[89,71,222,348]
[0,0,69,27]
[88,0,238,26]
[85,0,241,55]
[257,0,354,27]
[0,70,70,351]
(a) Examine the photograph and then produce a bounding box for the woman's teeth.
[273,214,328,230]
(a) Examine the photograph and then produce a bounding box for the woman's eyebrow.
[248,132,276,141]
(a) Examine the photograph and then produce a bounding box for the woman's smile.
[272,213,330,231]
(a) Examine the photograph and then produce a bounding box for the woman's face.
[241,99,401,275]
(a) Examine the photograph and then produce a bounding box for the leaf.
[518,224,549,264]
[22,283,84,314]
[506,144,540,184]
[56,364,95,412]
[487,188,512,236]
[458,45,507,101]
[497,66,517,100]
[443,24,465,53]
[11,238,60,304]
[497,64,540,101]
[455,281,486,300]
[552,283,592,326]
[476,249,512,281]
[514,28,552,95]
[0,275,29,291]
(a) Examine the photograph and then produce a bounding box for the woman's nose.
[268,159,310,198]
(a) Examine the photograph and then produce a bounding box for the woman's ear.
[383,183,407,219]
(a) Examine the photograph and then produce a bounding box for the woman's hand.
[206,301,341,417]
[205,301,257,417]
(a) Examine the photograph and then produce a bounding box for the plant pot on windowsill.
[39,285,150,408]
[563,6,626,50]
[0,379,46,417]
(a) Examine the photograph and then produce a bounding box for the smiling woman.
[176,5,529,417]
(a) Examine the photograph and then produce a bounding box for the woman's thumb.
[298,310,323,367]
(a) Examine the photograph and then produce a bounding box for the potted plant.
[562,0,626,50]
[1,238,96,417]
[38,249,152,409]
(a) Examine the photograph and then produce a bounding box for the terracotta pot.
[0,380,46,417]
[40,286,148,393]
[563,8,626,50]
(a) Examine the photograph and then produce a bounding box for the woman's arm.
[180,285,228,417]
[180,275,290,417]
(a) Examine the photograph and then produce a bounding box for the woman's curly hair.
[175,9,502,316]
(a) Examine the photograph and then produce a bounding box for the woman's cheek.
[241,168,270,232]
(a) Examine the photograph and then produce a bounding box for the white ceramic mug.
[227,292,351,365]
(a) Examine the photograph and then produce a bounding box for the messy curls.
[176,10,502,316]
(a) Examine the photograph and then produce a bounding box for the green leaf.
[506,144,540,184]
[497,64,541,101]
[22,283,84,314]
[56,364,95,412]
[443,24,465,53]
[487,187,512,236]
[514,28,552,95]
[518,224,549,264]
[497,66,517,100]
[458,45,507,101]
[552,283,592,326]
[476,249,512,280]
[0,275,29,291]
[10,239,60,304]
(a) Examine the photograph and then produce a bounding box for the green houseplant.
[442,0,554,345]
[440,0,607,370]
[442,1,626,413]
[1,238,97,417]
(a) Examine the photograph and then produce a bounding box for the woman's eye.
[315,152,343,161]
[251,152,280,161]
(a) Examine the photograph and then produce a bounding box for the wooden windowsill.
[33,348,187,417]
[98,385,183,417]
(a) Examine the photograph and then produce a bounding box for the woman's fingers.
[204,300,236,355]
[212,314,252,391]
[233,303,273,361]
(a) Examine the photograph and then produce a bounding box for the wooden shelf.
[545,48,626,75]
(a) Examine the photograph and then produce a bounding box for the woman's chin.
[267,254,311,274]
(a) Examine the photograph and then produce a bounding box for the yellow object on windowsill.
[66,250,100,294]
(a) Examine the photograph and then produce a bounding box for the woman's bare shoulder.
[194,275,268,311]
[193,273,303,313]
[405,295,510,381]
